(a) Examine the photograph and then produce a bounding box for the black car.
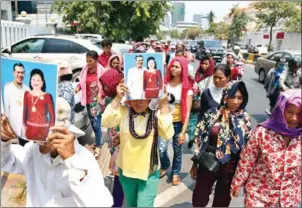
[196,40,225,63]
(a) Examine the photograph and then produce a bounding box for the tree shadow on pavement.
[170,202,193,208]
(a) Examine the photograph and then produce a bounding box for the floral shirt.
[58,81,75,124]
[231,126,302,207]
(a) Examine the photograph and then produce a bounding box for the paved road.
[154,63,270,207]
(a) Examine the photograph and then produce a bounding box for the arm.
[3,86,10,116]
[101,96,126,128]
[143,71,146,91]
[198,91,207,122]
[157,112,174,140]
[230,128,261,192]
[47,94,55,127]
[158,70,163,89]
[23,92,28,126]
[181,94,193,135]
[1,140,27,174]
[279,70,289,91]
[64,152,113,207]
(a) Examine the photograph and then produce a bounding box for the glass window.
[43,39,77,53]
[268,52,283,61]
[11,38,45,53]
[74,43,89,53]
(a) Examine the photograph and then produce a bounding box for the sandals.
[160,169,168,178]
[171,175,181,186]
[94,146,101,159]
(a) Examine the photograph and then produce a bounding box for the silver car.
[254,50,301,83]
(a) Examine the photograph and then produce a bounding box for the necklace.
[148,70,156,82]
[31,92,42,112]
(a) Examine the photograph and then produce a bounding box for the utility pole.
[45,0,48,23]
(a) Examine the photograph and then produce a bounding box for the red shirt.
[85,71,98,105]
[98,52,112,68]
[231,66,239,80]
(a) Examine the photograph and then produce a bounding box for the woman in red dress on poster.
[23,68,55,141]
[143,57,163,99]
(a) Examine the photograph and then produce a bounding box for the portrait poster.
[1,57,58,142]
[124,53,164,100]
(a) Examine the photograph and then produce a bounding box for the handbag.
[197,138,220,172]
[196,121,220,172]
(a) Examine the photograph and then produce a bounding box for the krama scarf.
[194,81,252,164]
[195,57,215,83]
[258,89,301,137]
[165,57,194,124]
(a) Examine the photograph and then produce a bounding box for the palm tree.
[208,11,215,24]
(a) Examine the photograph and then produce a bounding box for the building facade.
[171,2,185,27]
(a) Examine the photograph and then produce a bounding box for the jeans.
[119,169,160,207]
[86,106,102,147]
[159,122,183,176]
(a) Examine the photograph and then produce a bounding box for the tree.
[179,29,189,39]
[52,1,171,41]
[214,22,230,40]
[228,4,250,43]
[170,29,180,39]
[207,11,216,35]
[285,2,301,32]
[187,27,202,40]
[254,1,299,51]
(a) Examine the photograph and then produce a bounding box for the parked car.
[254,50,301,83]
[1,34,104,134]
[75,34,104,42]
[187,40,198,53]
[196,40,225,63]
[248,44,268,55]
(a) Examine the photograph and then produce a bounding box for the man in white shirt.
[1,97,113,207]
[4,63,30,146]
[126,55,147,99]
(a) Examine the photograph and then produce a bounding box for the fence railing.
[1,20,28,49]
[1,20,52,49]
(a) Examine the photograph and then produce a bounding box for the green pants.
[119,169,160,207]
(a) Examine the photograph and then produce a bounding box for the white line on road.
[154,175,195,207]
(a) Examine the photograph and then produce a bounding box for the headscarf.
[99,68,124,98]
[258,89,302,137]
[195,57,215,83]
[165,57,194,124]
[106,54,123,72]
[194,81,251,164]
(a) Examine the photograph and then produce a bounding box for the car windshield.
[204,41,221,48]
[294,54,301,61]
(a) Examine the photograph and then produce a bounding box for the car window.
[11,38,45,53]
[282,53,292,61]
[268,52,283,61]
[43,39,77,53]
[74,43,89,53]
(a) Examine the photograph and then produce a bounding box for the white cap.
[234,45,240,50]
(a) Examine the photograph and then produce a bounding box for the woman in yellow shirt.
[102,80,174,207]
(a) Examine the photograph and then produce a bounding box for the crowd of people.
[1,38,301,207]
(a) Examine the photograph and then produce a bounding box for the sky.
[183,1,251,22]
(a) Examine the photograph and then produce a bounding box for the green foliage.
[214,22,230,40]
[285,2,301,32]
[52,1,171,41]
[228,4,250,42]
[187,27,202,40]
[208,11,215,24]
[254,1,299,51]
[170,29,180,39]
[179,29,189,39]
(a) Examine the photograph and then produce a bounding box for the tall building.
[193,14,209,29]
[171,2,185,27]
[161,13,171,28]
